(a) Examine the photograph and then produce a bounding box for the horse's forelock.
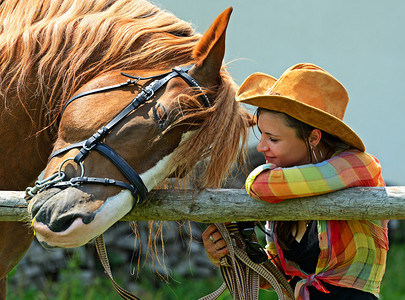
[168,68,250,189]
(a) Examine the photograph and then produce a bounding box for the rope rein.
[95,235,141,300]
[200,223,295,300]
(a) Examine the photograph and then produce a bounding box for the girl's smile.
[256,110,311,168]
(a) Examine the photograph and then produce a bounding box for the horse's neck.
[0,90,54,189]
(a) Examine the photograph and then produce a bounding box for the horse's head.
[27,7,251,248]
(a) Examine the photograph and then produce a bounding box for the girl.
[203,63,388,299]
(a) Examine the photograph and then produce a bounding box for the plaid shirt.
[245,149,388,299]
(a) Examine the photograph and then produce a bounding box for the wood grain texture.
[1,187,404,222]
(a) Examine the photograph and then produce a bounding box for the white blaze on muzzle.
[33,189,135,248]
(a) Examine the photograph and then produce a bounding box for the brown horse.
[0,0,250,297]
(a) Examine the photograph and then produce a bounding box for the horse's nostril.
[31,187,96,232]
[35,210,96,233]
[48,214,79,232]
[35,209,72,232]
[29,188,62,218]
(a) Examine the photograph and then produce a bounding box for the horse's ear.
[190,7,233,85]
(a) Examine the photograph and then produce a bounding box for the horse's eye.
[153,103,168,128]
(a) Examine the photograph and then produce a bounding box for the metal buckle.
[142,86,154,97]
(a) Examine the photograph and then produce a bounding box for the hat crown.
[267,64,348,120]
[236,63,365,151]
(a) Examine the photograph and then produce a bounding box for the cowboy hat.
[236,63,365,151]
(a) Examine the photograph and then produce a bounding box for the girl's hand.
[202,224,229,267]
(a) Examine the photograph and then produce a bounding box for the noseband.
[26,65,210,204]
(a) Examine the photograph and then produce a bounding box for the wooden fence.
[1,186,405,222]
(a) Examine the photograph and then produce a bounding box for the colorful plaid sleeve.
[245,149,384,203]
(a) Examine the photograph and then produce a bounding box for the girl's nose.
[256,137,268,153]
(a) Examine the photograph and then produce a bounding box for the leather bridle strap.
[44,64,210,204]
[121,65,210,108]
[60,65,210,115]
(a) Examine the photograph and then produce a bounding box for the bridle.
[26,64,210,203]
[25,64,212,300]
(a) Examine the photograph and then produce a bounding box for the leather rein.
[26,64,210,203]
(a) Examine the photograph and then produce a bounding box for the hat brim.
[237,95,365,151]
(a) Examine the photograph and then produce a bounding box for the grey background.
[153,0,405,186]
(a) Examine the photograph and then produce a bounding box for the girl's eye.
[269,137,279,142]
[153,103,168,128]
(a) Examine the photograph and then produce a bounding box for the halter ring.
[58,157,85,178]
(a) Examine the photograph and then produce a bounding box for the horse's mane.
[167,70,250,189]
[0,0,200,117]
[0,0,249,188]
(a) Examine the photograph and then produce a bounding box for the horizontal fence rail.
[1,187,405,222]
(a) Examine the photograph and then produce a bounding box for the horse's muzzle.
[29,187,97,232]
[28,187,134,248]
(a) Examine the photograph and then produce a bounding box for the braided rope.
[200,223,294,300]
[95,235,141,300]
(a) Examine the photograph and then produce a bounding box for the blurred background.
[7,1,405,299]
[155,0,405,187]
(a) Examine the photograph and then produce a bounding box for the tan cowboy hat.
[236,63,365,151]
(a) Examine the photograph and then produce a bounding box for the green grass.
[6,274,278,300]
[380,243,405,300]
[7,243,405,299]
[7,255,122,300]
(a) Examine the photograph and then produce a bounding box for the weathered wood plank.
[1,187,405,222]
[0,191,32,222]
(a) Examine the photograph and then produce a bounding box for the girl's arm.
[246,149,384,203]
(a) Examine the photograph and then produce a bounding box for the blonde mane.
[0,0,249,188]
[168,70,250,188]
[0,0,200,115]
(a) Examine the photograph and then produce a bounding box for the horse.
[0,0,251,297]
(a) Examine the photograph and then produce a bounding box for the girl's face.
[256,110,310,168]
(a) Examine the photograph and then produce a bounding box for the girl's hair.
[256,108,348,160]
[256,108,349,250]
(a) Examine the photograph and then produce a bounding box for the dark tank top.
[282,221,377,299]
